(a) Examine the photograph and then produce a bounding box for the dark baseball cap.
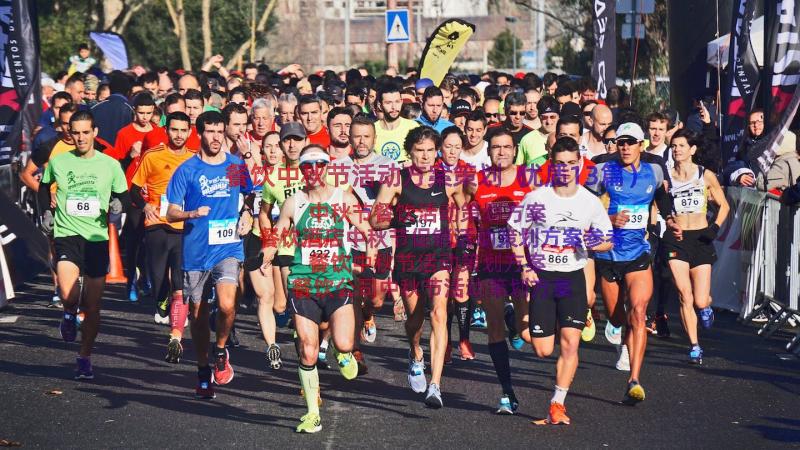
[559,101,582,119]
[451,99,472,117]
[280,122,307,140]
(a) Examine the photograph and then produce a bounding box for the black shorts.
[393,251,451,282]
[53,235,110,278]
[529,269,587,338]
[352,247,392,280]
[596,252,651,283]
[662,229,717,268]
[290,288,353,324]
[274,254,294,268]
[243,232,263,272]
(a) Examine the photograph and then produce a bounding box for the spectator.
[91,71,134,146]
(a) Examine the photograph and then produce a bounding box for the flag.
[418,19,476,87]
[721,0,759,164]
[0,0,41,166]
[591,0,616,100]
[89,32,129,70]
[750,0,800,173]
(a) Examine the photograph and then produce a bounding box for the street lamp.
[505,16,518,71]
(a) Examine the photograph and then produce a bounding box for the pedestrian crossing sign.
[385,9,410,43]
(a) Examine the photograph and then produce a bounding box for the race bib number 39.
[66,193,101,217]
[619,204,649,230]
[208,218,238,245]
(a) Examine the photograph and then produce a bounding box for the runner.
[165,111,254,398]
[464,128,531,414]
[374,82,419,164]
[460,111,491,172]
[260,144,374,433]
[416,86,454,133]
[509,136,613,424]
[663,129,729,364]
[587,122,680,404]
[326,107,353,160]
[370,126,465,408]
[39,110,129,379]
[130,111,195,362]
[333,115,398,373]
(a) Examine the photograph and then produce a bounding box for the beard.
[384,110,401,123]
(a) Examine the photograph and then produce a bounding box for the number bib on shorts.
[208,218,237,245]
[619,204,649,229]
[490,227,511,250]
[159,194,169,217]
[674,189,705,214]
[407,208,442,235]
[66,192,101,217]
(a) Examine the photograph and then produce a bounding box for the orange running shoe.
[212,348,234,385]
[548,402,571,425]
[459,339,475,360]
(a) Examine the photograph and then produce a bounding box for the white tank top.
[670,165,708,215]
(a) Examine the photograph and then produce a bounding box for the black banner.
[721,0,759,164]
[751,0,800,173]
[0,0,41,166]
[0,188,49,289]
[591,0,616,100]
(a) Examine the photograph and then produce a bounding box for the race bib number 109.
[208,218,238,245]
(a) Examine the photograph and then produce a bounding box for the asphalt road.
[1,277,799,449]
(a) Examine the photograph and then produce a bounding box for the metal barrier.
[742,193,800,355]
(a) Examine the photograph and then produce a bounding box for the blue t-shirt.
[417,114,455,134]
[587,160,665,262]
[167,153,253,271]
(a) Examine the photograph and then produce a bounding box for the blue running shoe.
[471,307,487,329]
[604,321,622,345]
[60,312,78,342]
[509,334,524,350]
[128,283,138,303]
[689,346,703,365]
[408,351,427,394]
[75,356,94,380]
[699,307,715,329]
[496,394,519,415]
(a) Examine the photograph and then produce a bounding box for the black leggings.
[145,227,183,301]
[123,208,146,284]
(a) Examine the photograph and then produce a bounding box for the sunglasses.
[300,160,328,169]
[507,111,525,116]
[603,137,616,144]
[485,112,498,118]
[583,111,593,117]
[616,138,639,147]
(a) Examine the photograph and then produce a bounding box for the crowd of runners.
[23,53,731,432]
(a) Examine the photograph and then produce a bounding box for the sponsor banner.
[591,0,616,100]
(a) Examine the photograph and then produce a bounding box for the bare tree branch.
[164,0,180,37]
[225,0,279,69]
[202,0,212,60]
[111,0,152,34]
[511,0,593,41]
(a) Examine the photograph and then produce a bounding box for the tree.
[489,29,523,69]
[165,0,192,70]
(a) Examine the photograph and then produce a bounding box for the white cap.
[616,122,645,142]
[299,150,330,165]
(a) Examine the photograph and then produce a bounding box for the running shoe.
[139,276,152,297]
[699,307,715,329]
[362,318,377,343]
[444,342,453,365]
[226,328,240,348]
[547,402,570,425]
[154,297,169,325]
[751,311,769,323]
[318,346,329,369]
[353,349,368,376]
[275,311,290,328]
[49,293,62,308]
[496,394,519,415]
[295,413,322,433]
[76,311,84,329]
[510,333,525,350]
[655,314,671,337]
[196,366,215,399]
[624,381,646,404]
[267,344,282,370]
[604,321,622,346]
[212,348,235,385]
[504,302,516,334]
[425,383,443,408]
[393,297,406,321]
[74,356,94,380]
[645,315,657,335]
[471,307,487,329]
[581,309,596,342]
[615,344,630,371]
[166,338,183,364]
[128,283,138,303]
[688,345,703,365]
[459,339,475,360]
[336,351,359,380]
[60,312,78,343]
[407,351,427,393]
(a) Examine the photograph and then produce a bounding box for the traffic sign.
[385,9,410,43]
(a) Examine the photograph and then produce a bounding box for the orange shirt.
[131,144,194,230]
[307,126,331,148]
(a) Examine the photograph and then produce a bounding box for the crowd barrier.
[736,190,800,355]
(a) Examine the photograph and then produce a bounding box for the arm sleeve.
[130,184,147,209]
[654,184,673,220]
[38,182,53,212]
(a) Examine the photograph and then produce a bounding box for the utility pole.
[319,0,326,67]
[406,0,414,70]
[344,0,351,68]
[387,0,398,71]
[537,0,545,71]
[505,16,518,71]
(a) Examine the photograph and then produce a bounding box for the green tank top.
[288,188,352,295]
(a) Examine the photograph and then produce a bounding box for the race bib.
[254,191,263,216]
[159,194,169,217]
[674,189,705,214]
[490,227,511,250]
[406,208,442,235]
[302,246,334,266]
[66,193,100,217]
[208,218,238,245]
[619,204,649,230]
[541,244,576,267]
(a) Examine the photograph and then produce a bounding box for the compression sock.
[170,291,188,339]
[299,363,320,415]
[551,385,569,405]
[455,301,470,341]
[488,341,514,395]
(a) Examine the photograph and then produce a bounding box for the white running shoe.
[605,321,622,345]
[615,344,630,371]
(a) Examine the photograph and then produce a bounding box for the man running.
[130,111,195,362]
[509,137,613,424]
[39,110,129,379]
[374,82,419,165]
[587,123,680,404]
[370,126,465,408]
[166,111,254,398]
[261,144,374,433]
